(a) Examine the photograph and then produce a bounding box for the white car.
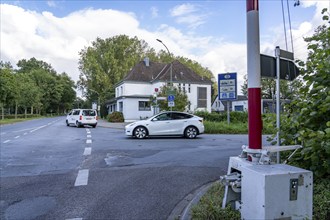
[66,109,98,128]
[125,111,204,139]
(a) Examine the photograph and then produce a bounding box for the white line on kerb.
[74,169,89,186]
[66,218,83,220]
[86,139,92,144]
[15,136,20,139]
[3,140,10,143]
[83,147,92,156]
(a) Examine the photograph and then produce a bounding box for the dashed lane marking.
[66,218,83,220]
[30,125,47,133]
[74,169,89,186]
[3,140,10,143]
[87,135,91,138]
[83,147,92,156]
[86,139,92,144]
[23,133,27,135]
[15,136,20,139]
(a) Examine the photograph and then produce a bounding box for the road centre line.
[14,136,20,139]
[3,140,10,143]
[74,169,89,186]
[86,139,92,144]
[83,147,92,156]
[87,134,91,138]
[30,125,47,133]
[23,133,27,135]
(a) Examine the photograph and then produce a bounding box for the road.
[0,117,270,220]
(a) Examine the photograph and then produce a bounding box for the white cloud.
[170,3,197,17]
[47,1,57,8]
[170,3,207,29]
[0,2,326,96]
[151,6,158,18]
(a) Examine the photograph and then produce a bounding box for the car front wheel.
[134,126,147,139]
[185,126,198,139]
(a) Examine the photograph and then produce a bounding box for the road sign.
[218,73,237,101]
[168,101,175,107]
[168,95,175,102]
[260,54,300,80]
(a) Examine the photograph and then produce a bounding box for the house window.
[188,84,191,93]
[116,88,119,97]
[120,86,123,95]
[119,102,123,112]
[197,87,207,108]
[139,101,151,111]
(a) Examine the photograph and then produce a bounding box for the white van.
[66,109,98,128]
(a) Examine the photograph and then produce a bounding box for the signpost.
[218,73,237,124]
[168,95,175,109]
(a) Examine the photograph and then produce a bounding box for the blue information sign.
[168,95,175,102]
[218,73,237,100]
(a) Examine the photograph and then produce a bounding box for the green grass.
[191,182,240,220]
[0,116,44,125]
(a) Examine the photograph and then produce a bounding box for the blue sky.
[1,0,329,93]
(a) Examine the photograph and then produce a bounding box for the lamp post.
[156,38,173,111]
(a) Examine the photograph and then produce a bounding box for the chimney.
[144,57,149,67]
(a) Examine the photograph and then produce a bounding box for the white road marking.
[86,128,90,132]
[87,135,91,138]
[87,131,91,134]
[14,136,20,139]
[23,133,28,135]
[86,139,92,144]
[30,125,47,133]
[3,140,10,143]
[48,123,51,125]
[74,169,89,186]
[83,147,92,156]
[66,218,83,220]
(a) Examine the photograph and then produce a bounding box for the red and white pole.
[247,0,262,150]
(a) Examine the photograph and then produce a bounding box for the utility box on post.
[221,155,313,220]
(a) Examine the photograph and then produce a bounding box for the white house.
[106,58,213,122]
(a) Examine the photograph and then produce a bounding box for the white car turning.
[66,109,98,128]
[125,111,204,139]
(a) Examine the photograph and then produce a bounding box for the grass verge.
[0,116,44,125]
[191,182,240,220]
[191,179,329,220]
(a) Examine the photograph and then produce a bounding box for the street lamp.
[156,38,173,111]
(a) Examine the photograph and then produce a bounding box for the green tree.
[0,62,15,119]
[156,84,189,112]
[57,72,76,113]
[78,35,153,113]
[280,9,330,178]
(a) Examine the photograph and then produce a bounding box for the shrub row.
[195,111,248,123]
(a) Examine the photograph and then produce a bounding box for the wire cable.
[286,0,294,53]
[281,0,288,50]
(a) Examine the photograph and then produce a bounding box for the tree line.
[0,58,76,119]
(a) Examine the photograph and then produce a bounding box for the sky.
[1,0,329,95]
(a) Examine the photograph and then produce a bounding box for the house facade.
[106,58,212,122]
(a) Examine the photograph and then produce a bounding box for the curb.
[167,181,217,220]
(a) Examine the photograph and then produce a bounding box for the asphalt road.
[0,117,271,220]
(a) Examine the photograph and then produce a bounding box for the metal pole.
[247,0,262,150]
[275,46,281,163]
[156,39,173,111]
[227,101,230,124]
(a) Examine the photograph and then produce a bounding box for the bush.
[107,111,124,122]
[195,111,248,123]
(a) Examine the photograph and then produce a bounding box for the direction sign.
[218,73,237,100]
